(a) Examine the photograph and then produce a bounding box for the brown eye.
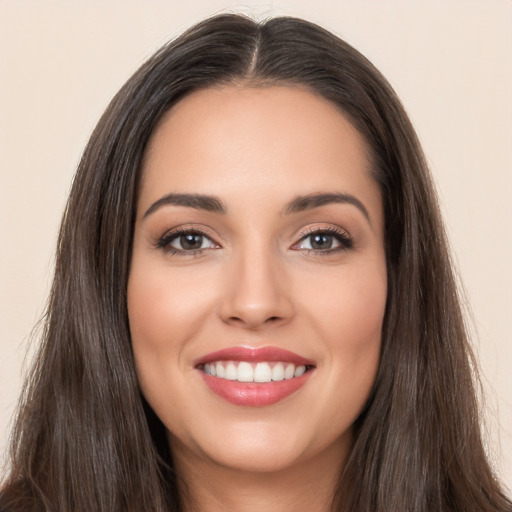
[293,228,353,252]
[298,233,339,250]
[158,230,218,253]
[175,233,205,250]
[309,234,334,250]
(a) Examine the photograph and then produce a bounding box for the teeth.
[237,362,254,382]
[202,361,310,383]
[254,362,272,383]
[225,362,237,380]
[284,363,295,380]
[215,362,225,378]
[294,365,306,377]
[271,363,284,381]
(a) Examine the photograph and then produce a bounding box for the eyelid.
[291,225,353,252]
[154,223,353,255]
[155,224,221,253]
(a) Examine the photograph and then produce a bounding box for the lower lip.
[198,371,313,407]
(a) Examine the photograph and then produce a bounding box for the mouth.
[200,360,311,382]
[195,346,316,407]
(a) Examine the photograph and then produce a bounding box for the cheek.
[126,265,205,424]
[307,260,387,343]
[126,259,226,417]
[302,261,386,400]
[127,263,192,393]
[127,262,215,353]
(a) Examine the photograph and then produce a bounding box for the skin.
[128,85,387,511]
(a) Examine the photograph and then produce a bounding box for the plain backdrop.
[1,0,511,489]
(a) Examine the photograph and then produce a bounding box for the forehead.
[143,85,371,173]
[139,85,381,226]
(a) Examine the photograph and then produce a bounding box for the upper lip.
[194,346,315,367]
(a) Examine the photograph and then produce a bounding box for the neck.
[170,438,347,512]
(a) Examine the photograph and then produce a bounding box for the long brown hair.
[1,14,510,512]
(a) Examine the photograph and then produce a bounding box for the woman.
[1,13,510,512]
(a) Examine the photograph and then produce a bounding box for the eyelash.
[156,227,216,256]
[156,226,353,256]
[293,226,353,254]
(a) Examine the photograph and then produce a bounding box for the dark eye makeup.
[291,226,353,254]
[155,227,218,256]
[155,225,353,256]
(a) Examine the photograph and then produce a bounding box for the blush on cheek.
[127,294,165,350]
[322,280,386,341]
[353,272,387,329]
[128,271,179,347]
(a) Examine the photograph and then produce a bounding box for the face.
[128,86,387,475]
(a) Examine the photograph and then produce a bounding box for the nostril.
[220,291,294,328]
[229,315,281,322]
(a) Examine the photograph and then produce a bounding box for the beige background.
[1,0,510,488]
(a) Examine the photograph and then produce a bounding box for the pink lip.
[198,372,313,407]
[194,346,315,407]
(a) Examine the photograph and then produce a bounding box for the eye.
[292,228,353,253]
[157,229,219,254]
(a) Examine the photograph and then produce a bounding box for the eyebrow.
[283,192,371,224]
[143,191,371,224]
[143,193,227,218]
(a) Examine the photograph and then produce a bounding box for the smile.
[202,361,308,382]
[195,346,315,406]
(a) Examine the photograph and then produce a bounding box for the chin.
[201,442,309,474]
[168,417,351,476]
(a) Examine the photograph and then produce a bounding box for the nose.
[219,246,294,329]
